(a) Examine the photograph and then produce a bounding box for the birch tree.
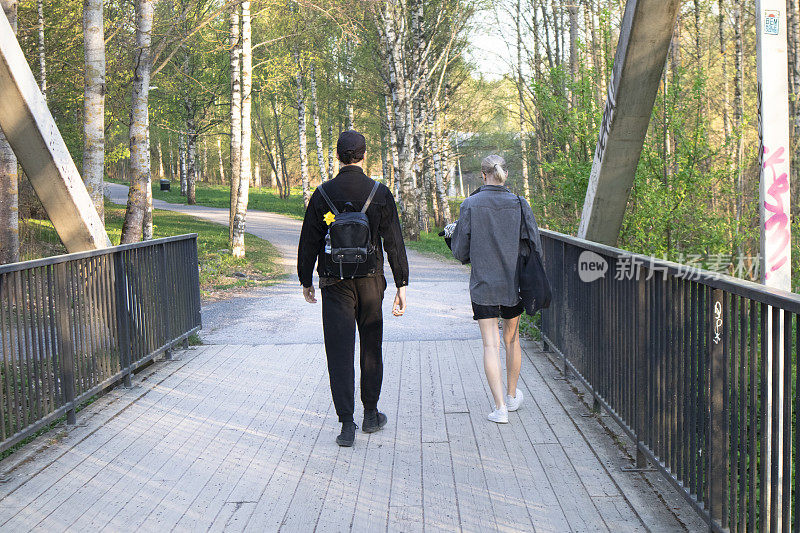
[231,0,252,257]
[309,61,328,183]
[294,49,312,207]
[120,0,154,243]
[83,0,106,221]
[229,4,242,238]
[37,0,46,98]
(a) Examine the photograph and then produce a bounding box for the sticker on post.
[765,10,780,36]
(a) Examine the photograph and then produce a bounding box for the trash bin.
[160,179,171,191]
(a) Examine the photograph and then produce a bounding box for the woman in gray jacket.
[450,155,543,423]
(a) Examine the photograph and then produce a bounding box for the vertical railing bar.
[32,268,50,418]
[68,263,84,397]
[709,288,724,524]
[13,271,31,427]
[794,313,799,533]
[54,262,76,425]
[6,275,21,433]
[113,251,133,388]
[103,254,118,374]
[781,310,792,532]
[771,305,782,532]
[0,274,9,440]
[84,258,100,389]
[750,300,758,532]
[26,269,42,421]
[730,294,739,533]
[740,297,748,533]
[761,302,772,531]
[690,281,698,496]
[98,255,114,378]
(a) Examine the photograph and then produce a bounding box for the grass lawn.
[140,180,308,219]
[404,229,456,261]
[20,202,284,297]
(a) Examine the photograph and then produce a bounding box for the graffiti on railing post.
[713,301,723,345]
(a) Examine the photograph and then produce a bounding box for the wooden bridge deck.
[0,340,703,532]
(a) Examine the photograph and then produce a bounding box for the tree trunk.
[517,0,531,201]
[83,0,105,221]
[568,2,579,109]
[216,136,225,184]
[231,0,251,257]
[294,49,311,207]
[328,123,337,179]
[143,122,153,239]
[344,37,355,130]
[179,131,187,194]
[186,128,197,205]
[37,0,46,98]
[157,139,164,179]
[120,0,153,244]
[385,94,400,196]
[431,99,450,227]
[734,1,743,235]
[719,0,730,142]
[411,0,428,235]
[0,0,18,264]
[229,5,242,239]
[272,96,290,198]
[308,61,327,185]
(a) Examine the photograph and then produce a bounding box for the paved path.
[0,185,705,532]
[106,183,477,344]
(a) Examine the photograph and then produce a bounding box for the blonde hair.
[481,155,507,184]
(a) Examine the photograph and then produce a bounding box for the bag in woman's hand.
[517,198,552,315]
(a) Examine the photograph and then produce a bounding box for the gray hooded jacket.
[451,185,544,307]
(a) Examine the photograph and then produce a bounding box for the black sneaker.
[362,410,388,433]
[336,421,357,447]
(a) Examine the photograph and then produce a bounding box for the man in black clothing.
[297,130,409,447]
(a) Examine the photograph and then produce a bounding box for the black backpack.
[317,181,380,279]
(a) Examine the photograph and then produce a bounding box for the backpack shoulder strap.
[361,181,381,214]
[316,184,339,215]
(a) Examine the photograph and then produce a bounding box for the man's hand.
[392,286,407,317]
[303,286,317,304]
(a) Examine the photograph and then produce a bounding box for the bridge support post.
[0,10,111,253]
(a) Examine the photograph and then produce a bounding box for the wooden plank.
[421,442,460,532]
[245,350,334,531]
[461,339,533,532]
[350,341,403,532]
[592,496,646,532]
[385,341,423,527]
[0,344,230,529]
[173,344,321,532]
[534,442,608,532]
[445,411,496,532]
[435,339,468,414]
[420,341,447,443]
[467,341,571,531]
[63,344,251,530]
[209,345,328,531]
[137,344,312,531]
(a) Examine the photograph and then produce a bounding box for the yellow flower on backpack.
[324,211,336,226]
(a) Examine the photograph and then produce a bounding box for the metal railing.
[539,229,798,532]
[0,235,201,453]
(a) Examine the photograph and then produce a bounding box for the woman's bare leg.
[478,318,505,409]
[503,315,522,396]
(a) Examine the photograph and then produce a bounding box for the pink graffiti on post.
[762,145,791,280]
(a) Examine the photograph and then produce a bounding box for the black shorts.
[472,300,525,321]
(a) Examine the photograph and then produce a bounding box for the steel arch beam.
[577,0,682,246]
[0,10,111,253]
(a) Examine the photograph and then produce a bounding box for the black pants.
[321,275,386,423]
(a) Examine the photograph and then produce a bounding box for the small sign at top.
[765,10,781,35]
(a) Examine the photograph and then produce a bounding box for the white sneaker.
[488,405,509,423]
[506,389,524,412]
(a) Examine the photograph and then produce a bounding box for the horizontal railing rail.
[0,234,202,453]
[539,229,796,532]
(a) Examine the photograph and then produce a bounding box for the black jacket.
[297,165,409,288]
